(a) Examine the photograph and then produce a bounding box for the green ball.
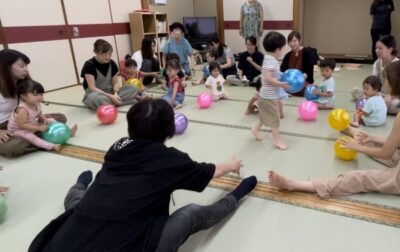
[0,195,7,222]
[42,122,71,144]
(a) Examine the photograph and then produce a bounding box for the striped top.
[260,55,282,100]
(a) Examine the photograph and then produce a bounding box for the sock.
[228,176,257,201]
[77,170,93,188]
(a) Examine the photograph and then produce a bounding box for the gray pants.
[64,184,238,251]
[83,85,138,110]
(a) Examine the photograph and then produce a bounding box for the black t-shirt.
[31,138,215,252]
[81,57,119,89]
[237,51,264,82]
[370,0,394,30]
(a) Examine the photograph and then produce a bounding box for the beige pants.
[311,146,400,198]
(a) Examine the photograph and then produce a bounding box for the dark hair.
[166,53,180,64]
[208,61,221,73]
[208,49,219,59]
[141,37,155,60]
[378,35,398,56]
[384,61,400,96]
[127,99,175,142]
[288,31,301,42]
[93,39,113,54]
[124,54,137,68]
[372,0,380,6]
[263,32,286,53]
[319,58,336,70]
[169,22,185,32]
[165,59,180,70]
[16,80,45,111]
[0,49,31,98]
[363,75,382,91]
[246,36,259,52]
[211,37,228,58]
[255,77,262,92]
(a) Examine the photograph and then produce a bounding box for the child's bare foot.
[251,127,263,141]
[245,109,252,115]
[52,144,62,152]
[349,122,359,128]
[268,170,292,190]
[280,113,284,119]
[70,124,78,137]
[174,104,184,110]
[273,140,288,150]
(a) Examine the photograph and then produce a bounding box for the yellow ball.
[328,109,351,131]
[126,78,140,86]
[334,137,357,161]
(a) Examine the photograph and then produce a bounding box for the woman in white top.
[132,37,161,85]
[372,35,399,114]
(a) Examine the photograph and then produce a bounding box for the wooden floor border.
[59,144,400,228]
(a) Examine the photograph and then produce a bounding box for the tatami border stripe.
[58,144,400,228]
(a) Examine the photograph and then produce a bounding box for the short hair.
[208,49,219,59]
[263,32,286,53]
[384,61,400,97]
[165,53,180,64]
[246,36,258,46]
[124,54,137,68]
[288,31,301,42]
[93,39,113,54]
[16,80,45,112]
[127,99,175,142]
[165,59,180,70]
[208,61,221,73]
[363,75,382,91]
[319,58,336,70]
[379,35,398,56]
[169,22,185,32]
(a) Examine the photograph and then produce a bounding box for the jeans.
[64,184,238,252]
[162,89,185,107]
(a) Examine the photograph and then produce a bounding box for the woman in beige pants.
[269,60,400,199]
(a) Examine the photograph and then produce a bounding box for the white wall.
[150,0,194,24]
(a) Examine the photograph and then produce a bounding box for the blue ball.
[304,85,320,101]
[281,69,305,94]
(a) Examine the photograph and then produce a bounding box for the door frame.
[0,18,8,49]
[292,0,301,32]
[216,0,225,43]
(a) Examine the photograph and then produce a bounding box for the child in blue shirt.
[192,49,219,85]
[314,59,336,109]
[351,75,387,127]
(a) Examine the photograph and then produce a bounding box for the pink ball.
[298,101,318,121]
[96,105,118,124]
[197,92,213,109]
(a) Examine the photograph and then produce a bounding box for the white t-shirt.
[316,76,335,106]
[260,55,282,100]
[362,95,387,126]
[205,74,226,96]
[372,57,399,95]
[0,93,18,124]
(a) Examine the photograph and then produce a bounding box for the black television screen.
[183,17,217,42]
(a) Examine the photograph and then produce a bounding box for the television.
[183,17,217,50]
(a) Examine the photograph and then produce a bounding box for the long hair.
[211,37,227,58]
[141,37,155,60]
[0,49,31,98]
[384,61,400,97]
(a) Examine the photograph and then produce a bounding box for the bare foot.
[0,186,9,195]
[273,140,288,150]
[349,122,359,128]
[174,104,184,110]
[53,144,62,152]
[245,109,252,115]
[268,170,292,190]
[280,113,284,119]
[251,127,263,141]
[70,124,78,137]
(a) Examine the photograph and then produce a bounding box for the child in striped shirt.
[251,32,290,150]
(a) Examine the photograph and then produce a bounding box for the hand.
[303,73,308,78]
[354,131,372,145]
[246,56,254,63]
[282,83,290,90]
[154,73,161,79]
[38,124,49,132]
[228,157,243,175]
[110,93,123,105]
[313,89,321,95]
[384,95,392,104]
[0,130,13,144]
[339,136,360,151]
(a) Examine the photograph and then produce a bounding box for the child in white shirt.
[314,59,336,109]
[205,61,229,100]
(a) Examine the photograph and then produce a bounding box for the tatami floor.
[1,64,400,251]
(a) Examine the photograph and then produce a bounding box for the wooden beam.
[292,0,300,32]
[0,18,8,49]
[216,0,225,43]
[141,0,150,9]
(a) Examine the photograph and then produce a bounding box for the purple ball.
[174,113,188,134]
[356,98,367,110]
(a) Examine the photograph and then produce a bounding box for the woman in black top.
[370,0,395,61]
[29,99,257,252]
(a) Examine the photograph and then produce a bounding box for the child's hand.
[0,130,13,144]
[282,83,290,90]
[313,89,321,95]
[354,131,372,145]
[384,95,392,104]
[38,124,49,132]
